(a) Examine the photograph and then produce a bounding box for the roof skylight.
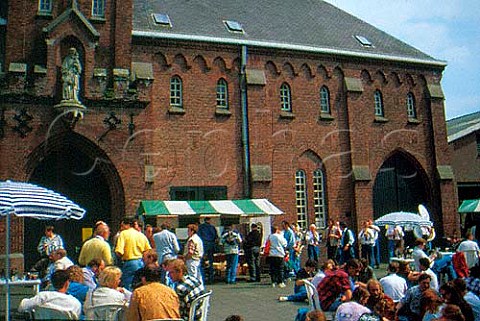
[153,13,172,27]
[224,20,244,33]
[355,35,373,47]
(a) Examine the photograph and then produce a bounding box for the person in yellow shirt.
[114,218,151,290]
[78,221,113,266]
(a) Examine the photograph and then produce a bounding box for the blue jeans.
[201,241,216,283]
[121,258,143,291]
[361,244,375,267]
[307,245,319,262]
[287,284,307,302]
[290,249,300,272]
[225,253,239,283]
[374,239,381,265]
[388,240,396,258]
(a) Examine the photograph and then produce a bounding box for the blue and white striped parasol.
[0,180,86,321]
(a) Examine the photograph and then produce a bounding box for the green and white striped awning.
[459,199,480,213]
[137,199,283,217]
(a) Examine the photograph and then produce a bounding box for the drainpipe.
[240,45,251,199]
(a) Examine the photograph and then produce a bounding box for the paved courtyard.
[207,278,308,321]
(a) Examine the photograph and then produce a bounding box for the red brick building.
[447,112,480,235]
[0,0,458,268]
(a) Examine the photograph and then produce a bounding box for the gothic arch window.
[406,92,417,119]
[280,82,292,112]
[374,90,384,117]
[216,78,228,109]
[313,169,327,228]
[170,76,183,108]
[295,170,307,228]
[92,0,105,18]
[320,86,330,114]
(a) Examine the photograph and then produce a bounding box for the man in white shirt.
[419,257,438,291]
[412,238,429,271]
[18,269,82,318]
[458,232,480,269]
[379,261,408,303]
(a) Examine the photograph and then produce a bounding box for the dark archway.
[24,132,124,270]
[373,151,431,262]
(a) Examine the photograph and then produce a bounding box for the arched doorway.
[24,132,124,270]
[373,151,431,262]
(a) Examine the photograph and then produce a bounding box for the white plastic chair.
[303,279,320,311]
[84,303,126,321]
[188,290,213,321]
[33,306,78,320]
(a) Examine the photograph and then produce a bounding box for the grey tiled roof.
[447,111,480,143]
[132,0,445,66]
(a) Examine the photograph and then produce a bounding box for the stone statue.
[61,47,82,102]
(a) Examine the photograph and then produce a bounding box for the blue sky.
[324,0,480,120]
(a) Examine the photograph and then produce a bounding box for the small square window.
[153,13,172,26]
[38,0,52,14]
[355,35,373,47]
[224,20,244,33]
[92,0,105,18]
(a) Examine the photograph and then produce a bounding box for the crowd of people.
[270,219,480,321]
[15,216,480,321]
[18,219,210,320]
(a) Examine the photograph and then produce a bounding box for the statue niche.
[62,47,82,102]
[55,47,86,119]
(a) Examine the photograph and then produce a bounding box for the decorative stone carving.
[54,47,86,119]
[62,47,82,102]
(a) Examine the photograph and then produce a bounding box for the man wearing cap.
[115,218,151,290]
[244,223,262,282]
[197,217,218,284]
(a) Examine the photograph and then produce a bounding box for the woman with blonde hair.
[84,266,131,315]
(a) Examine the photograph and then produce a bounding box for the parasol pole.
[5,212,10,321]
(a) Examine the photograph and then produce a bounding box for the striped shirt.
[174,275,206,320]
